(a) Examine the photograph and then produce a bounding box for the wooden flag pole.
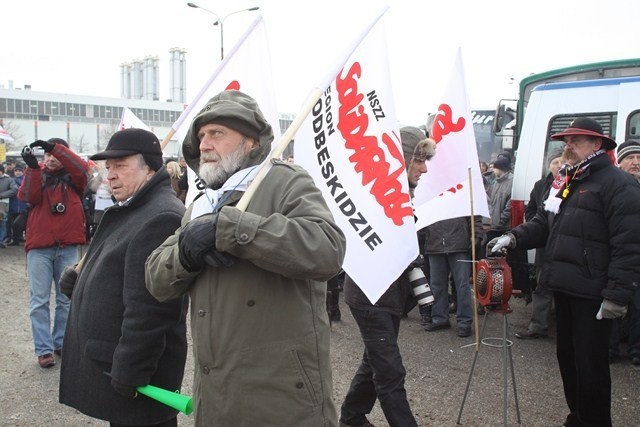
[468,167,480,351]
[160,128,176,151]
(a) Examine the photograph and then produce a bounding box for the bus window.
[625,110,640,141]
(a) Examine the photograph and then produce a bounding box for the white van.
[510,75,640,227]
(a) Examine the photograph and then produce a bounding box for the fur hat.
[400,126,426,169]
[91,128,163,171]
[412,138,436,162]
[616,140,640,163]
[551,117,617,150]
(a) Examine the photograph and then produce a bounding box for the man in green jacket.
[145,90,346,426]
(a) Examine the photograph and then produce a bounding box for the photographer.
[18,138,89,369]
[339,129,436,427]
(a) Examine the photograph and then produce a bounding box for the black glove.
[111,378,138,398]
[103,371,138,398]
[179,213,236,271]
[203,250,237,268]
[30,139,56,153]
[59,265,78,297]
[21,146,39,169]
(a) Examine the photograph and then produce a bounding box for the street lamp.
[187,3,259,60]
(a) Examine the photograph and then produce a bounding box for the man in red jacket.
[18,138,88,368]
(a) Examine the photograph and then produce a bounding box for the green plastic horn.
[136,385,193,415]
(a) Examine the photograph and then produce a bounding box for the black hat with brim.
[91,128,163,170]
[551,118,617,150]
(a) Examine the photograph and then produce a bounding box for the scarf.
[544,149,605,214]
[191,165,262,220]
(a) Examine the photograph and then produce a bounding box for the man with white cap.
[489,117,640,427]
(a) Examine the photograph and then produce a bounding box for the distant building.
[0,46,295,160]
[0,86,184,158]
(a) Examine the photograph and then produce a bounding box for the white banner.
[295,10,418,304]
[0,125,14,142]
[414,49,489,230]
[118,107,151,131]
[172,15,280,206]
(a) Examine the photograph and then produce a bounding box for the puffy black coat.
[511,155,640,304]
[59,168,188,424]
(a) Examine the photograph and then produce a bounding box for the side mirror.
[493,100,516,135]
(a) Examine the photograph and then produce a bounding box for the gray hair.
[546,147,565,166]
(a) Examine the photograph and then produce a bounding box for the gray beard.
[198,142,248,190]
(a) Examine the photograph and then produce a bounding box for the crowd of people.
[2,91,640,427]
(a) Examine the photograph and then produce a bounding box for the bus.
[491,59,640,276]
[493,58,640,154]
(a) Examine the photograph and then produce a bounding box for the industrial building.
[1,47,294,160]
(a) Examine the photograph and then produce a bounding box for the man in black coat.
[58,129,188,427]
[490,118,640,427]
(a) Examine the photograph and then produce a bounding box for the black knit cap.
[91,128,163,171]
[493,156,511,171]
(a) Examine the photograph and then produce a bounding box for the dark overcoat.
[59,168,188,425]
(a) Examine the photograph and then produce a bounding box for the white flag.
[118,107,151,131]
[413,49,490,230]
[295,7,418,304]
[171,15,280,206]
[0,125,14,142]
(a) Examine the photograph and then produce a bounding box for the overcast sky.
[3,0,639,125]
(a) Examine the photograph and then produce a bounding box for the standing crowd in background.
[2,102,640,427]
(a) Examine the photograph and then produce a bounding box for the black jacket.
[59,168,188,424]
[344,271,412,316]
[423,216,483,255]
[511,155,640,304]
[525,172,554,267]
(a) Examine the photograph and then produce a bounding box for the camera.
[51,202,66,214]
[408,267,434,306]
[23,146,33,155]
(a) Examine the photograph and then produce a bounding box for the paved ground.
[1,243,639,426]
